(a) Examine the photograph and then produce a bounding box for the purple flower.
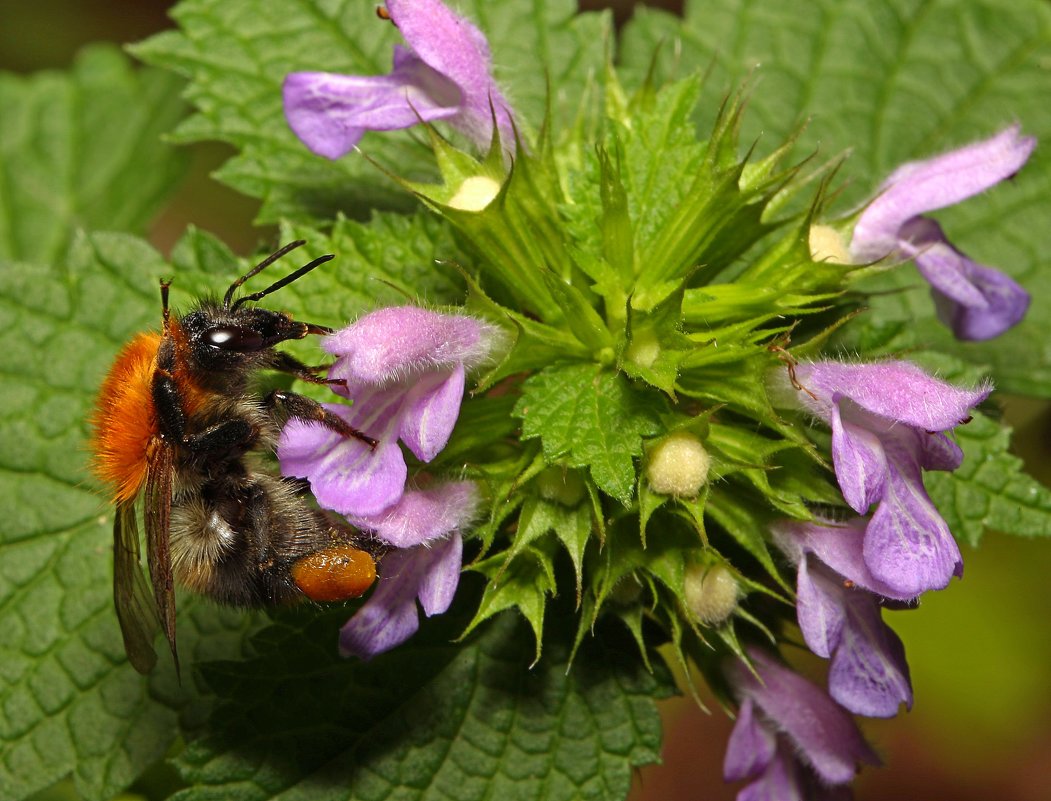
[283,0,516,159]
[279,305,497,518]
[279,305,497,657]
[851,126,1035,340]
[783,359,990,597]
[724,648,879,799]
[773,518,913,718]
[340,482,477,659]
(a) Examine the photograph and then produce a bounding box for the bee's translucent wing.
[113,499,160,674]
[144,440,179,676]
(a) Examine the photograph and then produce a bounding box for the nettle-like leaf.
[514,363,664,505]
[0,45,188,264]
[928,412,1051,546]
[621,0,1051,396]
[169,600,673,801]
[132,0,611,225]
[0,233,265,801]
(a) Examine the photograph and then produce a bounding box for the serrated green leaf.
[0,235,264,801]
[133,0,611,225]
[509,495,593,603]
[466,546,556,662]
[170,602,672,801]
[0,45,188,264]
[929,412,1051,546]
[514,363,663,505]
[622,0,1051,396]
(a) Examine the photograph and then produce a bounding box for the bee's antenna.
[159,279,173,332]
[230,254,335,311]
[223,240,307,309]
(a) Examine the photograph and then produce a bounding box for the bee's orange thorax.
[91,332,162,503]
[90,321,211,503]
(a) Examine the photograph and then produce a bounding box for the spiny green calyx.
[401,69,862,666]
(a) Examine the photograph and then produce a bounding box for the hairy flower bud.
[448,175,501,211]
[684,563,739,625]
[647,431,711,497]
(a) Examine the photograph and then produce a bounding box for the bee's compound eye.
[202,325,265,352]
[292,546,377,602]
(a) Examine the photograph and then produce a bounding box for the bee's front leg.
[265,390,377,448]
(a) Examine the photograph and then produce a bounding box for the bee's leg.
[265,390,377,448]
[269,351,343,387]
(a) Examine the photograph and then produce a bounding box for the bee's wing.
[144,440,179,676]
[113,499,160,674]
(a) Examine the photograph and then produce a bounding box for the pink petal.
[282,58,460,159]
[830,399,888,514]
[723,697,777,781]
[386,0,516,148]
[730,650,880,785]
[349,481,479,549]
[899,217,1030,341]
[919,431,964,472]
[829,593,913,718]
[339,548,422,660]
[399,364,465,461]
[796,559,847,659]
[851,126,1036,262]
[863,452,962,596]
[416,532,463,616]
[326,306,495,385]
[737,748,806,801]
[278,400,406,517]
[794,360,991,433]
[772,518,917,602]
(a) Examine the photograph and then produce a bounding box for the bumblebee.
[90,241,380,673]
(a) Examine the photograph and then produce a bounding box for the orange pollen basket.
[291,546,378,602]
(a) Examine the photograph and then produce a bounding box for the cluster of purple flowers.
[276,1,1034,798]
[278,306,497,658]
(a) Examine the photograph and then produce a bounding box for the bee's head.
[181,303,330,370]
[173,241,334,371]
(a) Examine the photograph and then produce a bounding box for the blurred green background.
[3,1,1050,799]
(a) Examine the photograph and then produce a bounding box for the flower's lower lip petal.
[863,465,961,596]
[737,749,803,801]
[338,549,423,660]
[733,649,880,783]
[399,364,465,462]
[796,559,846,659]
[911,242,990,308]
[829,594,913,718]
[722,697,777,782]
[279,399,407,518]
[935,260,1031,341]
[416,532,462,616]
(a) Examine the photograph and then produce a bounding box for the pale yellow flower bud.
[683,563,739,625]
[626,330,660,369]
[809,224,851,264]
[535,467,585,507]
[447,175,501,211]
[647,431,711,497]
